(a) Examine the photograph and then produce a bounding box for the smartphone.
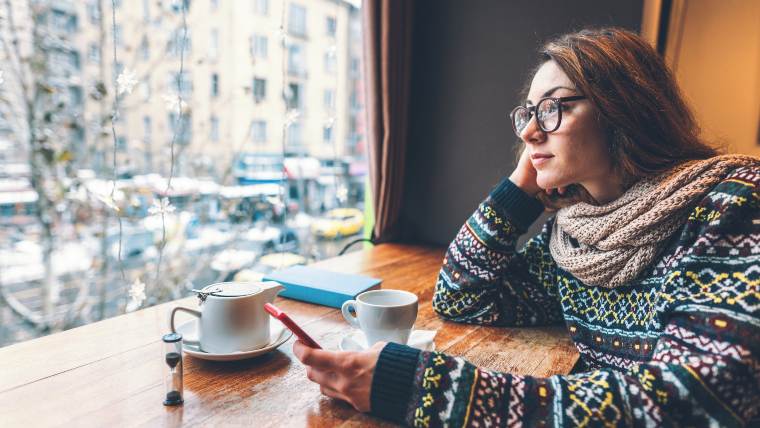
[264,303,322,349]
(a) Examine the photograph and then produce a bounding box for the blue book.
[263,265,382,308]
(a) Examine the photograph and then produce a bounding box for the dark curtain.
[362,0,414,242]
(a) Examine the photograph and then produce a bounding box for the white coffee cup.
[169,281,283,354]
[341,289,418,346]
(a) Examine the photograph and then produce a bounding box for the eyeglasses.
[509,96,586,137]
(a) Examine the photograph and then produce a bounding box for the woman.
[293,28,760,426]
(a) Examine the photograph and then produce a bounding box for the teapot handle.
[170,306,201,346]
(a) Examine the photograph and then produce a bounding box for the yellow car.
[311,208,364,239]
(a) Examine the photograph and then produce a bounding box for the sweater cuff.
[489,177,544,231]
[370,342,421,423]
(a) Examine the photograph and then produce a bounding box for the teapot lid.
[201,282,261,298]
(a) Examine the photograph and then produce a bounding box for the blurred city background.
[0,0,370,346]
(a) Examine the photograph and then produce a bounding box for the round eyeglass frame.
[509,95,587,137]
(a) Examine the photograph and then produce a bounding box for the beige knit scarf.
[549,154,760,288]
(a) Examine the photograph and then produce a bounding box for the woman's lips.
[530,153,554,167]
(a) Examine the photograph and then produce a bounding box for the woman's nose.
[519,115,546,144]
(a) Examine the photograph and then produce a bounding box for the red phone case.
[264,303,322,349]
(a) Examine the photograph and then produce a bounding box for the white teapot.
[170,281,284,354]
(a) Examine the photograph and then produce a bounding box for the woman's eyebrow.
[525,86,576,104]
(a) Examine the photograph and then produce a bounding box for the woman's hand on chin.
[510,147,566,197]
[292,339,385,413]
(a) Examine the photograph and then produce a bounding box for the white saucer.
[175,320,293,361]
[339,330,436,352]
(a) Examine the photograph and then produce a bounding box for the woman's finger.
[319,385,355,409]
[305,366,339,390]
[293,340,343,370]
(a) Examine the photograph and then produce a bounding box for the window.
[0,0,370,349]
[285,82,302,110]
[51,9,77,33]
[139,36,150,61]
[88,43,100,63]
[253,78,266,102]
[114,24,123,48]
[324,51,337,74]
[171,0,191,13]
[169,112,192,145]
[167,29,192,57]
[323,88,335,110]
[211,73,219,98]
[322,124,333,144]
[326,16,337,37]
[168,71,193,97]
[140,79,151,101]
[251,120,267,143]
[86,1,99,24]
[142,0,150,22]
[253,0,269,16]
[209,29,219,61]
[287,44,305,76]
[69,86,83,106]
[288,4,307,37]
[143,116,152,140]
[251,35,268,59]
[287,121,303,150]
[210,116,219,142]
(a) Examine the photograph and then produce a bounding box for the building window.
[51,9,78,33]
[251,34,268,59]
[285,82,302,110]
[209,29,219,61]
[288,4,307,37]
[324,51,337,74]
[322,125,333,144]
[253,0,269,16]
[143,116,152,140]
[86,1,99,24]
[211,0,219,10]
[287,121,303,150]
[211,73,219,97]
[139,36,150,61]
[114,24,123,48]
[142,0,150,22]
[350,57,360,77]
[88,43,100,63]
[140,79,151,101]
[253,78,266,103]
[68,86,83,106]
[287,44,305,76]
[210,115,219,142]
[251,120,267,144]
[169,112,192,145]
[167,71,193,97]
[323,88,335,110]
[116,136,127,152]
[326,16,336,37]
[167,29,192,57]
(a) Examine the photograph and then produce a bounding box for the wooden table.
[0,244,578,427]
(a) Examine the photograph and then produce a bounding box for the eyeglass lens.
[512,98,561,136]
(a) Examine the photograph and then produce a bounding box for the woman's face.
[520,60,618,202]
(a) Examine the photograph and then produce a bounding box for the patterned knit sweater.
[369,167,760,427]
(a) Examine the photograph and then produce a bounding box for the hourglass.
[162,333,184,406]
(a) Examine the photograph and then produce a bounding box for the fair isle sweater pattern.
[371,167,760,427]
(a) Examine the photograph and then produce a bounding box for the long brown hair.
[529,28,719,208]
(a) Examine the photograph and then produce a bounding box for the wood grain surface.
[0,244,578,427]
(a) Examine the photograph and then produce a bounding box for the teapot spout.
[258,281,285,303]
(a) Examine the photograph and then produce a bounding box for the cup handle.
[341,300,361,329]
[170,306,201,346]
